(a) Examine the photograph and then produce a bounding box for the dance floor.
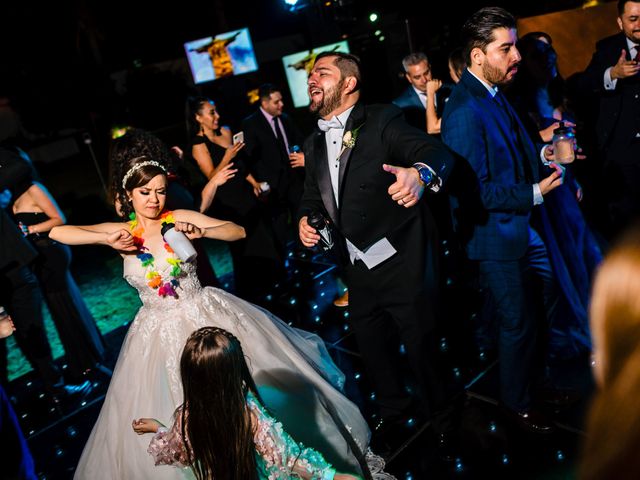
[6,241,593,479]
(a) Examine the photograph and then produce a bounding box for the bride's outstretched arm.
[50,223,136,251]
[173,210,245,242]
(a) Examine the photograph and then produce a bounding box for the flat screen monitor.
[184,28,258,84]
[282,40,350,108]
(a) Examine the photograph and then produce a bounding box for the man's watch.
[413,163,441,193]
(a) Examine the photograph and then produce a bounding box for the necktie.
[272,116,288,158]
[634,46,640,62]
[317,117,343,132]
[494,92,533,183]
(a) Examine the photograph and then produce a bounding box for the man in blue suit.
[393,52,451,132]
[441,7,565,433]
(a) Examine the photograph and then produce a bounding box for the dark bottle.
[307,211,334,252]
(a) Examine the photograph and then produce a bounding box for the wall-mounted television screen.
[282,40,350,108]
[184,28,258,84]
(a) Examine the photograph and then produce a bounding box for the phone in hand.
[233,131,244,145]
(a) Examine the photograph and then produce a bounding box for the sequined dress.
[73,252,374,479]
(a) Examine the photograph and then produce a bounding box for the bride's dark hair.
[108,129,171,218]
[179,327,261,480]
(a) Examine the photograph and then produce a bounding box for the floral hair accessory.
[121,159,167,189]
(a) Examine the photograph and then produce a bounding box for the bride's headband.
[121,158,166,189]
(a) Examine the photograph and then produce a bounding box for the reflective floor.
[6,246,593,479]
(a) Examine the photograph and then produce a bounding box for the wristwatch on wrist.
[413,163,441,192]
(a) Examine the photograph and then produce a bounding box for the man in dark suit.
[242,84,306,254]
[393,52,451,132]
[441,7,565,433]
[578,0,640,234]
[298,51,456,445]
[0,147,62,390]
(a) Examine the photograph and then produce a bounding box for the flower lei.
[129,210,182,298]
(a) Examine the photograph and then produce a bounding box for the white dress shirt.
[322,106,397,268]
[260,107,291,153]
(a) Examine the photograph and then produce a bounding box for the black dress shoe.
[64,380,93,398]
[503,407,555,434]
[50,380,93,405]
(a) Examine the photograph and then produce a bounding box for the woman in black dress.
[11,154,105,383]
[186,97,281,301]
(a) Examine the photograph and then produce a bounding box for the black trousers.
[0,265,60,387]
[30,239,105,381]
[344,250,447,425]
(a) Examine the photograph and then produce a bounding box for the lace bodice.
[148,392,337,479]
[123,253,202,308]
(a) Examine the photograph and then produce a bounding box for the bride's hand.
[174,221,204,239]
[106,229,137,252]
[132,418,162,434]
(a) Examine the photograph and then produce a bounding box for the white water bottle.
[161,223,197,262]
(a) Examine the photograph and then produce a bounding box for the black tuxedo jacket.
[242,110,304,195]
[299,103,455,264]
[579,33,640,153]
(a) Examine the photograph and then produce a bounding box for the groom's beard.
[310,79,345,117]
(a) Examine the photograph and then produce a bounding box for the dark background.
[0,0,600,141]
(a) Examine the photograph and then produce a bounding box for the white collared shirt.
[321,106,397,268]
[260,107,291,153]
[412,86,428,109]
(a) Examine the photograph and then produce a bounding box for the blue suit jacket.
[441,70,546,261]
[393,85,452,131]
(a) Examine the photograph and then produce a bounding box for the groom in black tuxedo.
[298,52,456,440]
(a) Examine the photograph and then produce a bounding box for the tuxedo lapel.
[313,132,339,225]
[338,103,365,200]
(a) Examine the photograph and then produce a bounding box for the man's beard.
[482,61,514,86]
[309,79,344,117]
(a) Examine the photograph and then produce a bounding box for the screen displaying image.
[184,28,258,84]
[282,40,350,108]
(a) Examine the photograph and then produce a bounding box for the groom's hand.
[383,164,424,208]
[299,216,320,248]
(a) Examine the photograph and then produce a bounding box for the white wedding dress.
[73,252,376,479]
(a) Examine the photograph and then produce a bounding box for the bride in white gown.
[50,157,388,479]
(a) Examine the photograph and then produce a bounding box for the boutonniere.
[342,123,364,150]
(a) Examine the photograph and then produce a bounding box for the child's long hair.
[179,327,260,480]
